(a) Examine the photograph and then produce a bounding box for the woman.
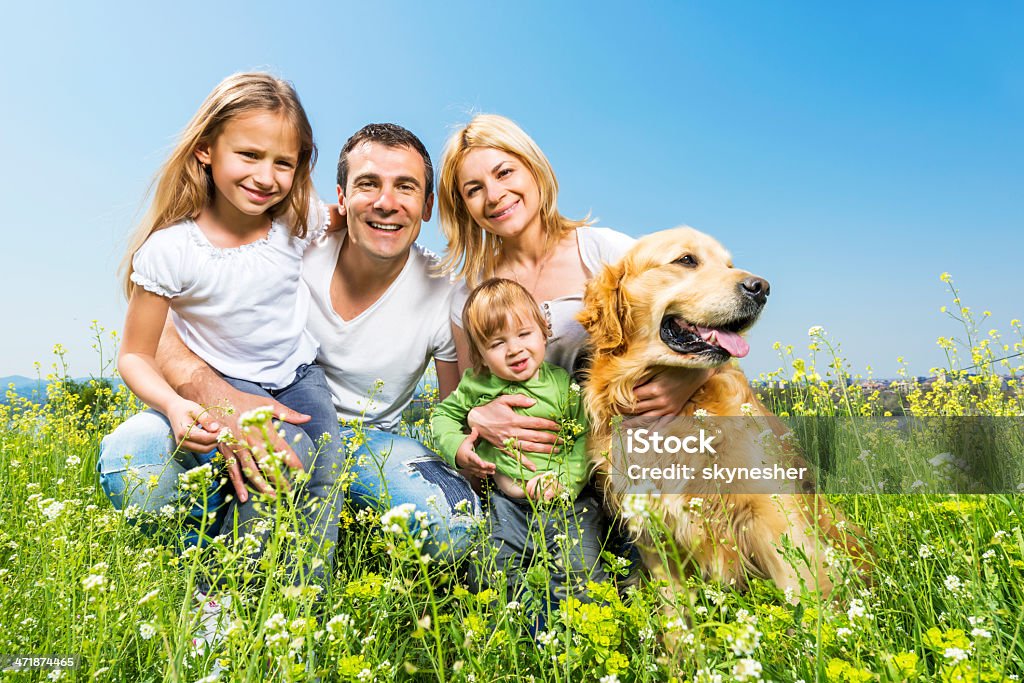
[437,113,710,477]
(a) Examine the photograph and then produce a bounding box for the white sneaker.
[190,589,233,675]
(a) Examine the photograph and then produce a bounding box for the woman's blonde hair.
[437,114,588,287]
[463,278,549,374]
[120,72,317,298]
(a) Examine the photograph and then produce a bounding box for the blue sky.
[1,2,1020,379]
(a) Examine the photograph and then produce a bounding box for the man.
[98,123,481,565]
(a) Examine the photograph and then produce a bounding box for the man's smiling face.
[338,141,433,265]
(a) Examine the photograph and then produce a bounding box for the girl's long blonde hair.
[120,72,317,298]
[436,114,589,288]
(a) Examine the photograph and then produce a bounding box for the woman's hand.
[467,394,557,472]
[632,367,714,416]
[453,429,497,479]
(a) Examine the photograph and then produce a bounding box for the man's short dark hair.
[337,123,434,196]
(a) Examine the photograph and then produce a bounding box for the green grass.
[2,279,1023,682]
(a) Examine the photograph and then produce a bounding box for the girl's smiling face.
[195,110,301,222]
[456,147,542,241]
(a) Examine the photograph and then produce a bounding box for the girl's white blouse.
[130,206,327,389]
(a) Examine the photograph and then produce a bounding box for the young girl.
[431,278,608,605]
[117,72,342,587]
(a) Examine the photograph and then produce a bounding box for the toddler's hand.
[454,429,496,479]
[525,472,563,503]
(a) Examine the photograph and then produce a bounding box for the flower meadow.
[2,278,1023,682]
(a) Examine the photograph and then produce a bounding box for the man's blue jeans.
[341,424,482,561]
[98,389,481,566]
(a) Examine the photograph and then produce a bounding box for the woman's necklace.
[508,251,551,295]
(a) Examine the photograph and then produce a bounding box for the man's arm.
[435,359,460,401]
[154,315,309,501]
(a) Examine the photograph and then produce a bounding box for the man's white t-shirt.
[303,230,457,431]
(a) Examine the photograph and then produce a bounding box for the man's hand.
[211,387,311,503]
[632,367,715,416]
[467,394,557,473]
[453,429,496,479]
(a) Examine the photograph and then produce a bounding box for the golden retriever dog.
[579,227,867,615]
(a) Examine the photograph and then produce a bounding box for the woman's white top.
[451,227,635,378]
[130,205,328,389]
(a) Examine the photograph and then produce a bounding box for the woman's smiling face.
[456,147,542,241]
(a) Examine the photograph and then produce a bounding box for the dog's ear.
[579,260,630,355]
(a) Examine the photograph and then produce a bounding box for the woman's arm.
[452,322,556,461]
[631,367,715,416]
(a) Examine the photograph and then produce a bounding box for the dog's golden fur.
[579,227,867,606]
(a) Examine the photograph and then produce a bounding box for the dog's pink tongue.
[698,327,750,358]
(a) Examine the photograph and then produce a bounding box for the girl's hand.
[467,394,556,472]
[167,398,221,453]
[632,367,714,416]
[453,429,496,479]
[326,203,347,233]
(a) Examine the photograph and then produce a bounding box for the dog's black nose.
[740,277,770,305]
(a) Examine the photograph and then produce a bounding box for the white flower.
[41,500,65,521]
[619,494,650,522]
[847,598,871,621]
[66,454,81,467]
[381,503,417,534]
[944,574,963,594]
[81,573,106,592]
[536,630,557,647]
[807,325,825,337]
[732,658,763,681]
[599,675,620,683]
[239,405,276,426]
[326,613,353,636]
[694,669,723,683]
[138,589,160,606]
[918,544,932,558]
[694,408,709,420]
[929,452,967,471]
[740,402,754,416]
[139,622,156,640]
[705,587,727,606]
[972,627,992,639]
[944,647,969,664]
[264,612,287,631]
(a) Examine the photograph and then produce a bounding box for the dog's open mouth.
[660,316,751,358]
